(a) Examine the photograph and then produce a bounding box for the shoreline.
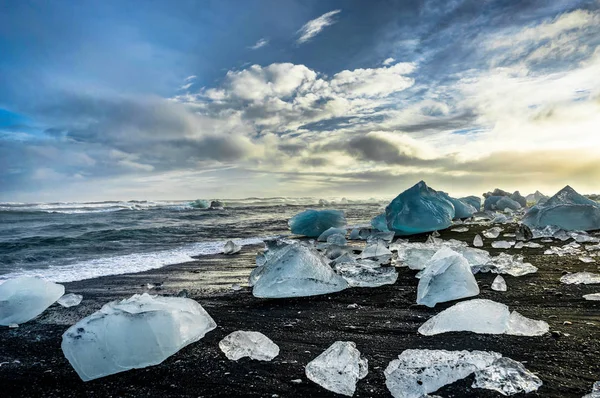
[2,226,600,397]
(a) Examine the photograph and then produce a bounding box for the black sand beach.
[2,225,600,397]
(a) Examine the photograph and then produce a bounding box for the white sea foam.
[0,237,266,283]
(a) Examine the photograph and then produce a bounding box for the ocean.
[0,198,384,283]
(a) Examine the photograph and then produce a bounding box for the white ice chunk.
[57,293,83,308]
[474,234,484,247]
[583,381,600,398]
[560,272,600,285]
[326,233,347,246]
[483,227,503,239]
[359,240,392,264]
[473,357,542,395]
[219,331,279,361]
[492,241,514,249]
[0,277,65,326]
[223,240,242,254]
[451,226,469,233]
[580,256,596,263]
[506,311,549,336]
[476,253,538,277]
[416,247,479,307]
[318,227,347,242]
[61,293,217,381]
[305,341,368,397]
[491,275,507,291]
[334,262,398,288]
[583,293,600,301]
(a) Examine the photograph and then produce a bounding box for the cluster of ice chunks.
[418,299,548,336]
[523,185,600,232]
[360,239,393,264]
[58,293,83,308]
[473,253,538,277]
[61,293,217,381]
[219,331,279,361]
[384,349,540,398]
[439,192,477,219]
[560,272,600,285]
[416,247,480,307]
[460,195,481,210]
[384,181,455,236]
[305,341,368,397]
[288,209,347,237]
[251,243,348,298]
[334,260,398,288]
[223,240,242,254]
[0,277,65,326]
[394,240,490,271]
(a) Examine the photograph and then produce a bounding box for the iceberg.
[510,191,527,207]
[57,293,83,308]
[219,331,279,361]
[288,209,347,237]
[385,181,455,236]
[440,192,477,219]
[317,227,347,242]
[252,243,348,298]
[0,277,65,326]
[190,199,209,209]
[61,293,216,381]
[473,357,542,395]
[523,186,600,231]
[223,240,242,254]
[460,195,481,210]
[416,247,480,307]
[305,341,368,397]
[560,272,600,285]
[371,213,390,232]
[491,275,507,291]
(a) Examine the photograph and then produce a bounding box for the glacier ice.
[491,275,507,291]
[288,209,347,237]
[384,349,501,398]
[451,226,469,233]
[219,330,279,361]
[395,240,490,271]
[305,341,368,397]
[0,277,65,326]
[385,181,455,236]
[190,199,210,209]
[317,227,347,242]
[510,191,528,208]
[492,240,514,249]
[525,190,548,205]
[506,311,550,336]
[58,293,83,308]
[473,357,542,395]
[460,195,481,210]
[474,234,484,247]
[371,213,390,232]
[523,185,600,231]
[223,240,242,254]
[252,243,348,298]
[61,293,217,381]
[326,233,347,247]
[440,192,476,219]
[483,227,503,239]
[474,253,538,277]
[366,230,395,243]
[584,381,600,398]
[359,240,393,264]
[416,247,480,307]
[560,272,600,285]
[334,261,398,288]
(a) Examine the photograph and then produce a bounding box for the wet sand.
[2,225,600,397]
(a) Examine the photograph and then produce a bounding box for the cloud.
[297,9,341,44]
[249,38,269,50]
[382,57,395,66]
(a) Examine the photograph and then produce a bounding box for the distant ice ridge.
[0,237,267,283]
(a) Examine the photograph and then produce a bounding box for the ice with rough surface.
[496,197,522,211]
[476,253,538,277]
[305,341,368,397]
[317,227,347,242]
[474,234,484,247]
[61,293,217,381]
[440,192,477,219]
[384,349,501,398]
[506,311,549,336]
[560,272,600,285]
[583,381,600,398]
[385,181,455,236]
[359,240,392,264]
[334,261,398,288]
[219,331,279,361]
[0,277,65,326]
[461,195,481,210]
[451,226,469,233]
[473,357,542,395]
[396,241,490,271]
[371,213,391,232]
[58,293,83,308]
[416,247,480,307]
[252,243,348,298]
[288,209,347,237]
[491,275,507,291]
[483,227,503,239]
[223,240,242,254]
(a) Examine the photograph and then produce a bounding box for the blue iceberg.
[385,181,455,236]
[371,213,390,232]
[190,199,210,209]
[523,186,600,231]
[460,196,481,211]
[288,209,347,238]
[440,193,476,219]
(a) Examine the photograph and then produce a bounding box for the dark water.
[0,198,383,282]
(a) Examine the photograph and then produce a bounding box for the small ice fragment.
[8,323,18,328]
[580,256,596,263]
[473,234,484,247]
[146,283,155,289]
[560,272,600,285]
[491,275,507,291]
[326,233,347,246]
[473,357,542,395]
[0,277,65,326]
[492,241,514,249]
[524,242,542,248]
[451,227,469,233]
[477,253,538,277]
[223,240,242,254]
[514,242,524,249]
[219,331,279,361]
[506,311,549,336]
[583,381,600,398]
[583,293,600,301]
[318,227,347,242]
[305,341,368,397]
[57,293,83,308]
[231,284,242,291]
[347,303,359,309]
[291,379,302,384]
[483,227,503,239]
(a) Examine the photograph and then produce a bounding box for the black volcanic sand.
[2,224,600,397]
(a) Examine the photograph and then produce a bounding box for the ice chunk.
[583,381,600,398]
[190,199,209,209]
[223,240,242,254]
[440,192,477,219]
[451,226,469,233]
[61,293,217,381]
[496,197,522,211]
[473,234,484,247]
[210,200,224,209]
[476,253,538,277]
[584,293,600,301]
[0,277,65,326]
[384,349,501,398]
[416,247,480,307]
[510,191,528,208]
[58,293,83,308]
[506,311,549,336]
[305,341,368,397]
[219,331,279,361]
[460,195,481,210]
[288,209,347,237]
[326,233,347,247]
[491,275,507,291]
[252,243,348,298]
[385,181,455,236]
[483,227,503,239]
[580,256,596,263]
[334,262,398,288]
[560,272,600,285]
[371,213,390,232]
[492,241,514,249]
[317,227,347,242]
[473,357,542,395]
[396,241,489,271]
[359,240,392,264]
[525,191,549,205]
[366,230,395,243]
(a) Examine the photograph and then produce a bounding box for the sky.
[1,0,599,202]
